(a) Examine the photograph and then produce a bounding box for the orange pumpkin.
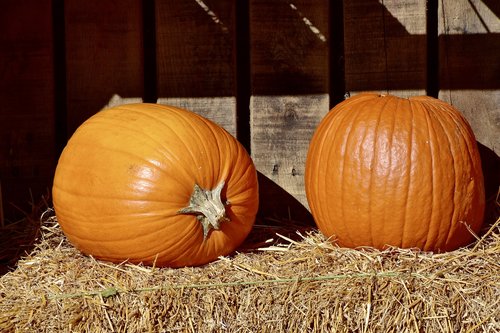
[53,103,259,267]
[305,93,485,252]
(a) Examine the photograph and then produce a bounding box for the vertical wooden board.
[65,0,144,135]
[0,0,55,221]
[251,95,329,209]
[438,0,500,154]
[155,0,236,132]
[250,0,329,210]
[344,0,427,96]
[157,97,236,136]
[250,0,328,95]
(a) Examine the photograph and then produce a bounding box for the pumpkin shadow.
[478,142,500,233]
[239,171,316,252]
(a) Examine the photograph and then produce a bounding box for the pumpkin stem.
[178,181,230,240]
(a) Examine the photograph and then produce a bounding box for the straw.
[1,210,498,332]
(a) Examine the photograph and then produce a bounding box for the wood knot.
[272,164,279,175]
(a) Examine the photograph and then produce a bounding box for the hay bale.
[1,210,499,332]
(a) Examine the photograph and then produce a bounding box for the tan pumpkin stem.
[178,181,230,240]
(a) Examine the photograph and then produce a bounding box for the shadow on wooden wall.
[344,0,500,92]
[478,143,500,228]
[257,171,314,225]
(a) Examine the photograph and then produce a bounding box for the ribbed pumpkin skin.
[53,103,259,267]
[305,93,485,252]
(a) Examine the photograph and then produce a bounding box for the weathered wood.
[1,1,498,222]
[65,0,144,135]
[251,95,329,209]
[438,0,500,154]
[155,0,236,132]
[103,94,143,109]
[0,0,55,221]
[344,0,427,96]
[249,0,329,210]
[157,97,236,136]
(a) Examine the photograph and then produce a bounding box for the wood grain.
[438,0,500,154]
[156,0,234,98]
[251,95,329,208]
[1,1,497,221]
[250,0,328,95]
[0,0,55,221]
[344,0,427,96]
[155,0,236,132]
[249,0,329,210]
[157,97,236,136]
[65,0,144,136]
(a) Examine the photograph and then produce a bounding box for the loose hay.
[1,210,499,332]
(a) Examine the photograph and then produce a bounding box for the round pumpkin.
[305,93,485,252]
[52,103,259,267]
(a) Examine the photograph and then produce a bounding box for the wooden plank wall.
[250,0,329,211]
[344,0,427,97]
[0,0,498,223]
[0,0,55,222]
[64,0,145,136]
[438,0,499,153]
[156,0,237,135]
